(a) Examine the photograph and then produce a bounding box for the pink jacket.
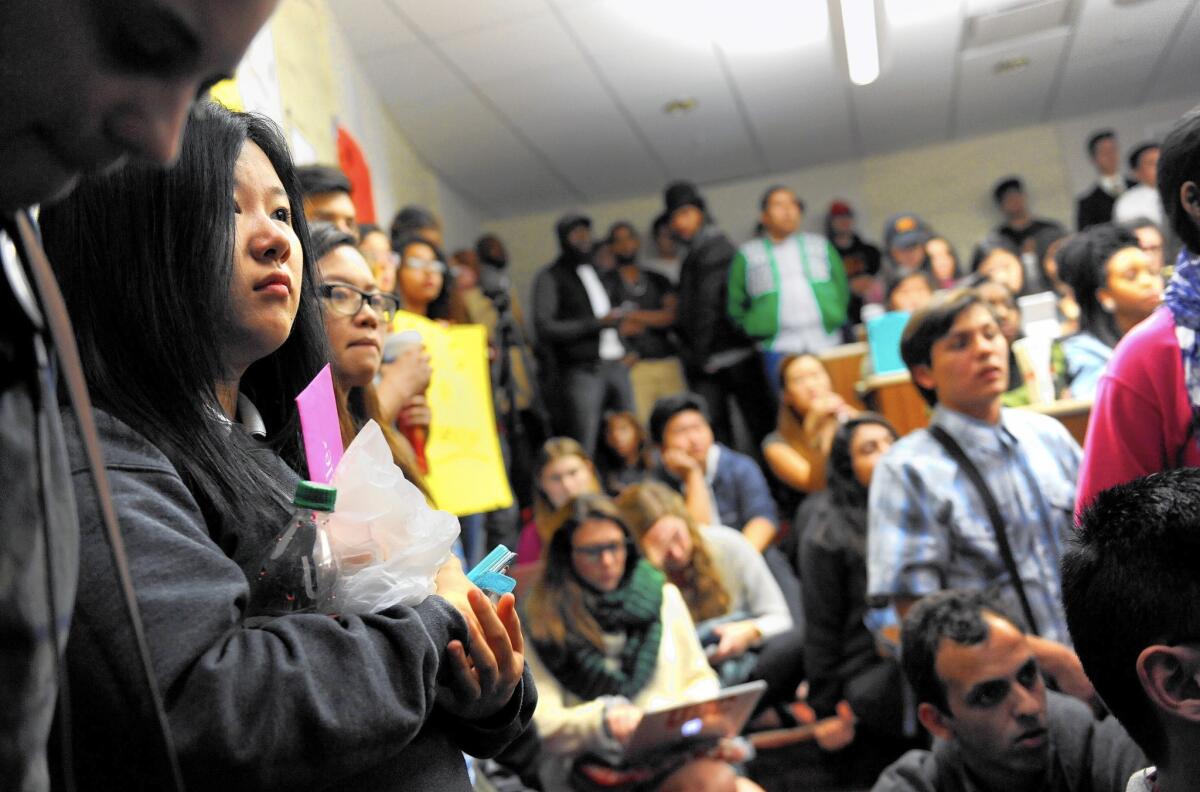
[1076,306,1200,513]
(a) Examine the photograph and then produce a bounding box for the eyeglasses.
[572,540,630,562]
[319,282,400,321]
[402,257,447,275]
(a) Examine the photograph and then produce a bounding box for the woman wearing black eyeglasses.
[523,493,764,792]
[310,222,433,502]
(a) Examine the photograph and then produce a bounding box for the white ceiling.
[331,0,1200,218]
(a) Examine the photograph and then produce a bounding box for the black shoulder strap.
[9,212,185,789]
[927,424,1041,637]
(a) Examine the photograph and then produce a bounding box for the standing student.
[39,102,533,790]
[0,1,280,788]
[1076,110,1200,510]
[664,180,775,449]
[728,185,849,383]
[1077,130,1137,231]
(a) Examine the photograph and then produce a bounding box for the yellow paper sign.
[208,78,244,112]
[390,312,513,516]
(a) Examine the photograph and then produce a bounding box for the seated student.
[37,102,533,789]
[309,222,432,502]
[872,590,1145,792]
[763,353,857,498]
[800,414,913,750]
[887,269,937,314]
[515,437,602,564]
[974,280,1030,406]
[596,411,655,497]
[926,237,961,289]
[867,288,1093,702]
[650,393,777,552]
[1063,469,1200,792]
[971,239,1028,297]
[523,494,764,792]
[1055,224,1163,400]
[617,481,803,713]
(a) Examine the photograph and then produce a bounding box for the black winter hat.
[663,181,706,215]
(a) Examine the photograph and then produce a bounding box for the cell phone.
[382,330,422,364]
[467,544,517,597]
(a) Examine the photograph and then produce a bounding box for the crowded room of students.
[4,1,1200,791]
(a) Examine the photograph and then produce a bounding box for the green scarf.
[533,560,665,701]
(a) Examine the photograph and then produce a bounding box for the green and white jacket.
[727,233,849,351]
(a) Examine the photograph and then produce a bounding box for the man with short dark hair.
[663,180,775,449]
[991,177,1064,267]
[606,221,685,424]
[531,213,632,455]
[0,1,281,787]
[867,289,1092,699]
[296,164,357,238]
[1064,469,1200,792]
[643,211,681,284]
[1077,130,1137,230]
[872,590,1145,792]
[1114,142,1164,227]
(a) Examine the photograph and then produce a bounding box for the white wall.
[484,96,1200,308]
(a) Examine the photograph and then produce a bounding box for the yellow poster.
[390,312,514,516]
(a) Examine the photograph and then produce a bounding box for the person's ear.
[911,363,936,394]
[1180,181,1200,225]
[917,701,954,741]
[1137,644,1200,723]
[1096,286,1117,314]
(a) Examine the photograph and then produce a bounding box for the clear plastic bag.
[325,420,459,613]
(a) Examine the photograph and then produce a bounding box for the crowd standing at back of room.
[4,7,1200,789]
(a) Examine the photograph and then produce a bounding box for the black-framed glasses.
[571,539,631,562]
[319,282,400,321]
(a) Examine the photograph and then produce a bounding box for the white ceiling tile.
[1050,0,1186,117]
[954,27,1069,137]
[360,42,468,110]
[329,0,418,56]
[390,0,547,39]
[438,13,585,85]
[1145,0,1200,104]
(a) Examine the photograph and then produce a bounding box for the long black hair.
[1057,224,1139,349]
[808,413,897,556]
[40,101,328,535]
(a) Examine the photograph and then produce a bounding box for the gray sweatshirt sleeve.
[703,525,792,639]
[64,414,529,789]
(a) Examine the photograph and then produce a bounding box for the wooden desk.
[1020,398,1092,446]
[818,342,867,411]
[860,370,930,437]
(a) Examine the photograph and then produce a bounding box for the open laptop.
[621,680,767,762]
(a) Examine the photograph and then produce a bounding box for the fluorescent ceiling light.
[610,0,829,55]
[841,0,880,85]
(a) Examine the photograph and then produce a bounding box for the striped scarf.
[533,560,665,702]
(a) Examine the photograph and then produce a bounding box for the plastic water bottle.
[246,481,340,616]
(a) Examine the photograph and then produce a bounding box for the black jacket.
[0,222,79,792]
[675,225,753,370]
[1076,179,1137,231]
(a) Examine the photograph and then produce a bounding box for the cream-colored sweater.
[527,583,720,791]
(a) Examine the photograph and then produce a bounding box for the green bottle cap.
[293,481,337,512]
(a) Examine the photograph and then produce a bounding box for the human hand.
[601,308,626,326]
[709,621,761,663]
[814,701,856,752]
[708,736,752,764]
[398,394,432,430]
[378,344,433,416]
[618,317,644,337]
[438,587,526,722]
[662,447,701,480]
[605,702,644,745]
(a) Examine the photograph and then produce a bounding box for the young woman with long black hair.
[39,102,531,791]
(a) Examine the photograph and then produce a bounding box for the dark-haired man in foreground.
[867,289,1091,699]
[0,2,281,788]
[873,590,1144,792]
[1063,469,1200,792]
